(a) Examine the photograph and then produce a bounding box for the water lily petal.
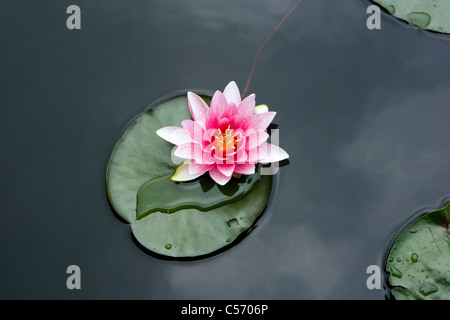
[247,147,260,163]
[191,144,216,165]
[174,142,203,162]
[202,141,220,159]
[210,90,228,116]
[156,126,193,146]
[216,163,235,177]
[189,162,215,175]
[202,128,218,149]
[209,166,233,186]
[181,119,204,143]
[171,160,205,182]
[246,129,269,151]
[205,90,227,129]
[200,150,216,165]
[252,111,276,130]
[230,114,252,131]
[256,143,289,163]
[233,147,247,164]
[221,102,239,121]
[223,81,241,106]
[238,94,255,117]
[187,92,209,122]
[234,163,256,175]
[213,149,236,162]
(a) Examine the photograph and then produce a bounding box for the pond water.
[1,0,450,299]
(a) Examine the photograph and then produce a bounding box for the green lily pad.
[106,93,196,223]
[132,172,272,258]
[373,0,450,34]
[106,93,274,258]
[385,202,450,300]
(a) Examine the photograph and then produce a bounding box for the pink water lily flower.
[156,81,289,185]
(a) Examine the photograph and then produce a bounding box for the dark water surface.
[1,0,450,299]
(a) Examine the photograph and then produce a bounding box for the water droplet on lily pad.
[406,12,432,29]
[165,244,172,250]
[411,253,419,263]
[390,265,403,279]
[419,282,439,296]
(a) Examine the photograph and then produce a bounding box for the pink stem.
[242,0,303,97]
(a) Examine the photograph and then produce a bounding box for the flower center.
[212,125,239,157]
